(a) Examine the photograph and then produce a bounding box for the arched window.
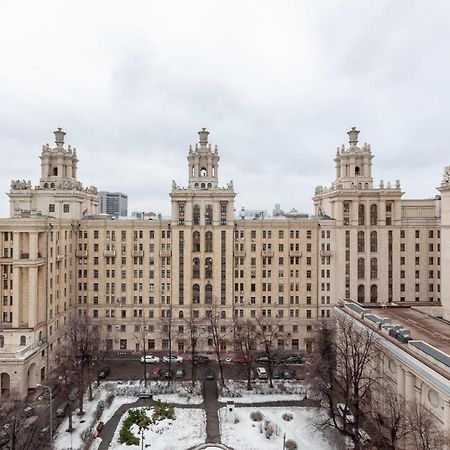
[358,258,365,279]
[205,258,213,278]
[370,258,378,279]
[53,167,58,176]
[50,183,55,189]
[200,167,207,177]
[355,166,360,175]
[178,311,184,319]
[0,335,4,348]
[205,284,212,304]
[371,285,378,303]
[192,284,200,304]
[201,183,206,189]
[370,204,378,225]
[358,285,365,303]
[357,231,365,253]
[192,258,200,278]
[358,204,365,226]
[194,183,199,188]
[370,231,378,252]
[221,310,226,319]
[205,205,213,225]
[43,183,48,188]
[20,336,26,346]
[205,232,213,252]
[193,205,200,225]
[193,232,200,252]
[207,183,212,188]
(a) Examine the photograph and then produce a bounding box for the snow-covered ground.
[104,380,203,404]
[219,407,335,450]
[110,407,206,450]
[218,379,305,403]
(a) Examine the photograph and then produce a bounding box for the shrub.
[105,393,114,407]
[285,439,298,450]
[153,401,174,420]
[250,411,264,422]
[282,413,293,421]
[119,408,150,445]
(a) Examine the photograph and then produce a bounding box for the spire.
[347,127,359,146]
[198,128,209,146]
[54,128,66,147]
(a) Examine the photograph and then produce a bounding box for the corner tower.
[438,166,450,321]
[8,128,98,219]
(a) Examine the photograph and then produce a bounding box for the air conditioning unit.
[144,326,149,331]
[2,274,7,279]
[115,325,120,331]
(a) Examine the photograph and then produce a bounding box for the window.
[370,204,378,225]
[370,285,378,302]
[205,205,213,225]
[358,204,365,226]
[358,258,365,279]
[63,204,70,213]
[193,284,200,304]
[370,258,377,279]
[357,231,365,252]
[193,232,200,252]
[370,231,377,252]
[205,284,213,304]
[20,335,26,346]
[205,232,213,252]
[358,284,365,302]
[49,204,55,213]
[192,258,200,278]
[205,257,213,278]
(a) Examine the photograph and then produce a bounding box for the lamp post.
[37,383,53,441]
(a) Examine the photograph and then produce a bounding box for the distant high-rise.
[98,191,128,217]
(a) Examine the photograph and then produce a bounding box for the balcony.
[104,250,116,257]
[76,249,88,258]
[160,250,172,257]
[320,250,332,257]
[261,250,274,257]
[132,250,144,257]
[234,250,246,257]
[289,250,302,257]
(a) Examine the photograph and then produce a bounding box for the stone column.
[29,232,38,259]
[397,365,405,399]
[444,399,450,433]
[404,370,416,402]
[12,232,20,327]
[28,267,38,328]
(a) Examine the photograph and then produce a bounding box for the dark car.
[205,369,215,380]
[255,356,276,364]
[279,355,303,365]
[272,369,281,379]
[98,367,110,379]
[282,368,296,380]
[192,355,210,364]
[137,392,152,399]
[175,368,186,378]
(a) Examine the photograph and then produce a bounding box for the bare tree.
[0,399,49,450]
[160,304,174,386]
[207,300,232,387]
[181,311,206,387]
[133,314,154,387]
[255,316,285,388]
[407,402,449,450]
[309,316,379,450]
[57,316,102,415]
[233,317,258,390]
[371,384,408,449]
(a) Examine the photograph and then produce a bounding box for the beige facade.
[0,127,448,398]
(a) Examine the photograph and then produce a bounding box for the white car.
[336,403,355,423]
[140,355,160,364]
[256,367,268,379]
[163,355,183,363]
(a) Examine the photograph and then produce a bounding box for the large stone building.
[0,127,449,398]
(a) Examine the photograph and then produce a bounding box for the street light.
[37,383,53,442]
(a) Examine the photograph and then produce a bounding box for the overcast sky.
[1,0,450,218]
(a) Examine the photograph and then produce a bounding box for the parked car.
[163,355,183,363]
[192,354,210,364]
[23,406,34,417]
[272,369,281,379]
[205,369,215,380]
[175,368,186,378]
[165,369,174,379]
[152,367,163,378]
[234,355,251,364]
[255,356,276,364]
[279,355,303,365]
[137,392,152,399]
[56,401,68,417]
[98,367,110,379]
[336,403,355,424]
[256,367,268,379]
[140,355,160,364]
[281,368,296,380]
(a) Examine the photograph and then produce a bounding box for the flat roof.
[376,307,450,357]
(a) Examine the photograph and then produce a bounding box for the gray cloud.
[1,0,449,217]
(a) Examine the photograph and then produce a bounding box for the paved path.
[203,380,221,444]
